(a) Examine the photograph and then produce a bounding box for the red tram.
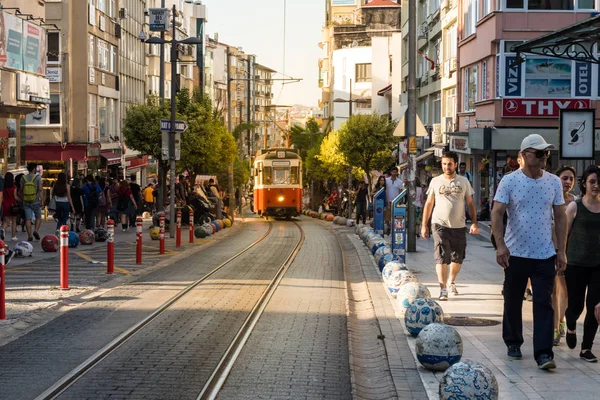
[253,148,302,219]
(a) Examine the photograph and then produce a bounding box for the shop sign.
[575,62,592,97]
[16,72,50,102]
[87,147,100,157]
[47,67,62,83]
[504,56,522,97]
[502,98,590,118]
[450,136,469,152]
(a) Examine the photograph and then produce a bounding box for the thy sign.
[502,98,590,118]
[149,8,169,31]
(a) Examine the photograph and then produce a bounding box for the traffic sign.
[161,132,181,161]
[160,119,188,133]
[149,8,169,31]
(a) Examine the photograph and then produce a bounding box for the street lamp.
[145,5,203,238]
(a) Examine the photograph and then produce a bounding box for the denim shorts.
[23,201,42,220]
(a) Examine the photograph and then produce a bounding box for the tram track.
[35,220,305,400]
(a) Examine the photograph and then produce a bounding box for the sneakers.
[33,231,40,240]
[11,237,17,241]
[580,350,598,363]
[566,331,577,349]
[553,329,560,346]
[4,249,14,266]
[525,288,533,302]
[449,282,459,295]
[439,288,448,301]
[537,354,556,370]
[559,321,566,337]
[27,237,33,242]
[507,345,522,360]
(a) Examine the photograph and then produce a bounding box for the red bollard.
[107,219,115,274]
[189,209,195,244]
[136,217,143,264]
[176,210,182,248]
[159,214,165,254]
[60,225,69,290]
[0,241,5,320]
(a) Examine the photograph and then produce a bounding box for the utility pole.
[407,0,417,252]
[246,56,252,157]
[169,4,177,238]
[227,49,235,220]
[158,0,166,209]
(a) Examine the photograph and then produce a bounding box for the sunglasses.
[523,149,550,159]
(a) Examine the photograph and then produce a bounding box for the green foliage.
[122,96,168,161]
[232,123,258,141]
[337,112,397,189]
[216,157,250,192]
[316,130,349,182]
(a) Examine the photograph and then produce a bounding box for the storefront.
[25,143,87,190]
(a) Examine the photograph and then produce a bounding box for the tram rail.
[35,220,307,400]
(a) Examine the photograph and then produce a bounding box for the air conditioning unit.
[119,8,128,19]
[450,57,457,72]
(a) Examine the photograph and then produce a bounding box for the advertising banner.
[23,20,46,75]
[391,191,407,264]
[574,62,592,97]
[0,11,23,70]
[504,56,522,97]
[502,98,590,118]
[559,109,595,160]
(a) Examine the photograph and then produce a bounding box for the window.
[432,94,441,124]
[89,94,97,141]
[89,35,95,67]
[97,0,106,13]
[355,63,372,82]
[444,24,457,60]
[480,0,492,18]
[444,88,456,117]
[505,0,590,9]
[464,0,477,37]
[429,0,441,15]
[49,94,61,124]
[109,0,115,17]
[482,61,488,100]
[97,39,109,71]
[110,45,117,73]
[356,99,372,109]
[98,97,107,139]
[47,32,60,64]
[465,65,478,111]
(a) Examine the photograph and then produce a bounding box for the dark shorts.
[432,223,467,265]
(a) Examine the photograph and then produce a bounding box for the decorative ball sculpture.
[397,282,431,313]
[378,253,394,271]
[371,241,387,255]
[381,261,407,284]
[387,270,417,297]
[405,298,445,337]
[415,323,463,371]
[374,245,391,264]
[439,360,499,400]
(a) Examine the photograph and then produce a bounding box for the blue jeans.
[55,201,70,230]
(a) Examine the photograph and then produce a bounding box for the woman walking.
[70,178,84,232]
[564,165,600,362]
[51,173,74,233]
[115,180,138,232]
[2,172,20,241]
[553,165,578,345]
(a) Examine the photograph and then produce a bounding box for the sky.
[203,0,325,107]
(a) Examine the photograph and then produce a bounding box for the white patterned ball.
[374,246,391,264]
[381,261,408,284]
[397,282,431,313]
[405,298,445,337]
[415,323,463,371]
[439,360,498,400]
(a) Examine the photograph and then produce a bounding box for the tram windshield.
[262,166,299,185]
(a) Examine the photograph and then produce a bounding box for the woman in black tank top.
[564,165,600,362]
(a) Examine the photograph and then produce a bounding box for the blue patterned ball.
[371,241,387,255]
[416,323,463,371]
[397,282,431,313]
[439,360,498,400]
[387,270,417,297]
[374,246,391,264]
[405,298,445,337]
[378,253,394,271]
[381,261,408,284]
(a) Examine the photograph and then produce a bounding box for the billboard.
[502,98,590,118]
[0,11,46,75]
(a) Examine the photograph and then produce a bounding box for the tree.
[337,112,397,193]
[317,130,349,183]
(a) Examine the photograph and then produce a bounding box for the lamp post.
[146,5,203,237]
[333,78,369,219]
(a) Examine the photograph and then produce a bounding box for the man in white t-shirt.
[384,166,404,225]
[421,151,479,301]
[492,134,567,370]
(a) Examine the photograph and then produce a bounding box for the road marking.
[73,251,130,275]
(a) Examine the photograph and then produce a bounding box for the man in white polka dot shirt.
[492,134,567,371]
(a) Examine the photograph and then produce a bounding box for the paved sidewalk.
[345,224,600,399]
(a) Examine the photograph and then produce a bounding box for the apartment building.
[254,63,275,151]
[0,1,49,175]
[456,0,600,204]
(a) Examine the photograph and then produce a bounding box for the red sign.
[502,99,590,118]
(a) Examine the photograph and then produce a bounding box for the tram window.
[291,167,299,184]
[273,168,290,184]
[263,167,272,184]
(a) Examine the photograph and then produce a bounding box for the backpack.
[87,184,99,208]
[22,175,38,203]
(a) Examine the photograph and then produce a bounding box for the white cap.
[520,134,554,151]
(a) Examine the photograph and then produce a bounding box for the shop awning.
[377,84,392,96]
[393,106,429,137]
[398,151,434,170]
[125,155,148,169]
[100,151,121,166]
[25,144,87,162]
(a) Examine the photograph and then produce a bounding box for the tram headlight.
[278,196,285,202]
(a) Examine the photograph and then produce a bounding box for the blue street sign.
[373,188,386,237]
[160,120,188,133]
[391,189,407,263]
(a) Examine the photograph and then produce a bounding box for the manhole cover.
[445,316,500,327]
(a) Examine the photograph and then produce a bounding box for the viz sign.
[502,98,590,118]
[504,57,522,97]
[149,8,169,31]
[575,62,592,97]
